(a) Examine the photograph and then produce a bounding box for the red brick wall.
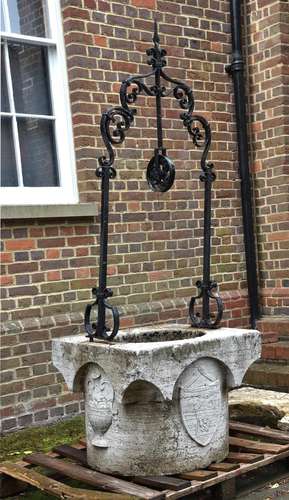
[245,0,289,316]
[2,0,286,432]
[61,0,250,320]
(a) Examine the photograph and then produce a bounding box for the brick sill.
[1,203,98,220]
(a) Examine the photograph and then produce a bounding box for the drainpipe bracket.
[225,59,244,75]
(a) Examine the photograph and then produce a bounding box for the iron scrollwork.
[85,287,119,341]
[182,113,223,327]
[84,21,223,341]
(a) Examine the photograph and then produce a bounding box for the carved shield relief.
[179,360,222,446]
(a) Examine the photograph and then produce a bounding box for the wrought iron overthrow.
[84,21,223,341]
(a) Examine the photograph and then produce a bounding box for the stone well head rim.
[112,326,206,343]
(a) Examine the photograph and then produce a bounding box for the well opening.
[115,328,205,343]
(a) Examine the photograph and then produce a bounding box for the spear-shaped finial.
[153,18,160,45]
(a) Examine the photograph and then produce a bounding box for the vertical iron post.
[226,0,260,328]
[202,176,212,322]
[155,59,163,151]
[95,166,110,338]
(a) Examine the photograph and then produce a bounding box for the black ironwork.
[84,21,224,341]
[226,0,260,328]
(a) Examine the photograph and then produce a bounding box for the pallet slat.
[229,436,289,455]
[179,470,218,481]
[24,453,164,500]
[53,445,190,493]
[208,462,240,472]
[132,476,191,492]
[2,421,289,500]
[225,452,264,464]
[166,449,289,499]
[0,462,131,500]
[53,444,88,465]
[229,421,289,444]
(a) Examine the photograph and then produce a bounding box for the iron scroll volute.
[84,287,120,341]
[189,281,224,329]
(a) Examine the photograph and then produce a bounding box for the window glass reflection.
[8,0,46,38]
[18,118,59,187]
[9,43,52,115]
[1,117,18,186]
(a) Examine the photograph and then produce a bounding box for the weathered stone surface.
[229,387,289,429]
[278,416,289,432]
[52,324,260,476]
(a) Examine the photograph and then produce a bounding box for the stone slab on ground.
[229,387,289,430]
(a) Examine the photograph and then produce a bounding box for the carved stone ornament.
[85,364,114,448]
[179,360,222,446]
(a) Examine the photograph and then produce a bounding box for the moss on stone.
[0,415,85,462]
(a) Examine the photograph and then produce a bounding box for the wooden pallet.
[1,421,289,500]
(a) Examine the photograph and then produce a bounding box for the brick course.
[1,0,288,432]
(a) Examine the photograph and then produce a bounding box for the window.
[1,0,78,205]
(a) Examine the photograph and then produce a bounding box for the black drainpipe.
[226,0,260,328]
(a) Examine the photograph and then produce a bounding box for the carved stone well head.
[52,324,260,476]
[52,22,261,477]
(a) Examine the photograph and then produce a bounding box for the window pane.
[8,0,46,38]
[18,117,59,187]
[1,46,10,112]
[1,117,18,186]
[9,43,52,115]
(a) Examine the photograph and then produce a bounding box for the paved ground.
[236,461,289,499]
[238,475,289,499]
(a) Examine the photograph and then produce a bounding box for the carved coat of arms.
[179,366,221,446]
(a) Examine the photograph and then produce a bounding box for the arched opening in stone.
[122,380,164,405]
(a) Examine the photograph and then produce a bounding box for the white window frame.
[0,0,78,205]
